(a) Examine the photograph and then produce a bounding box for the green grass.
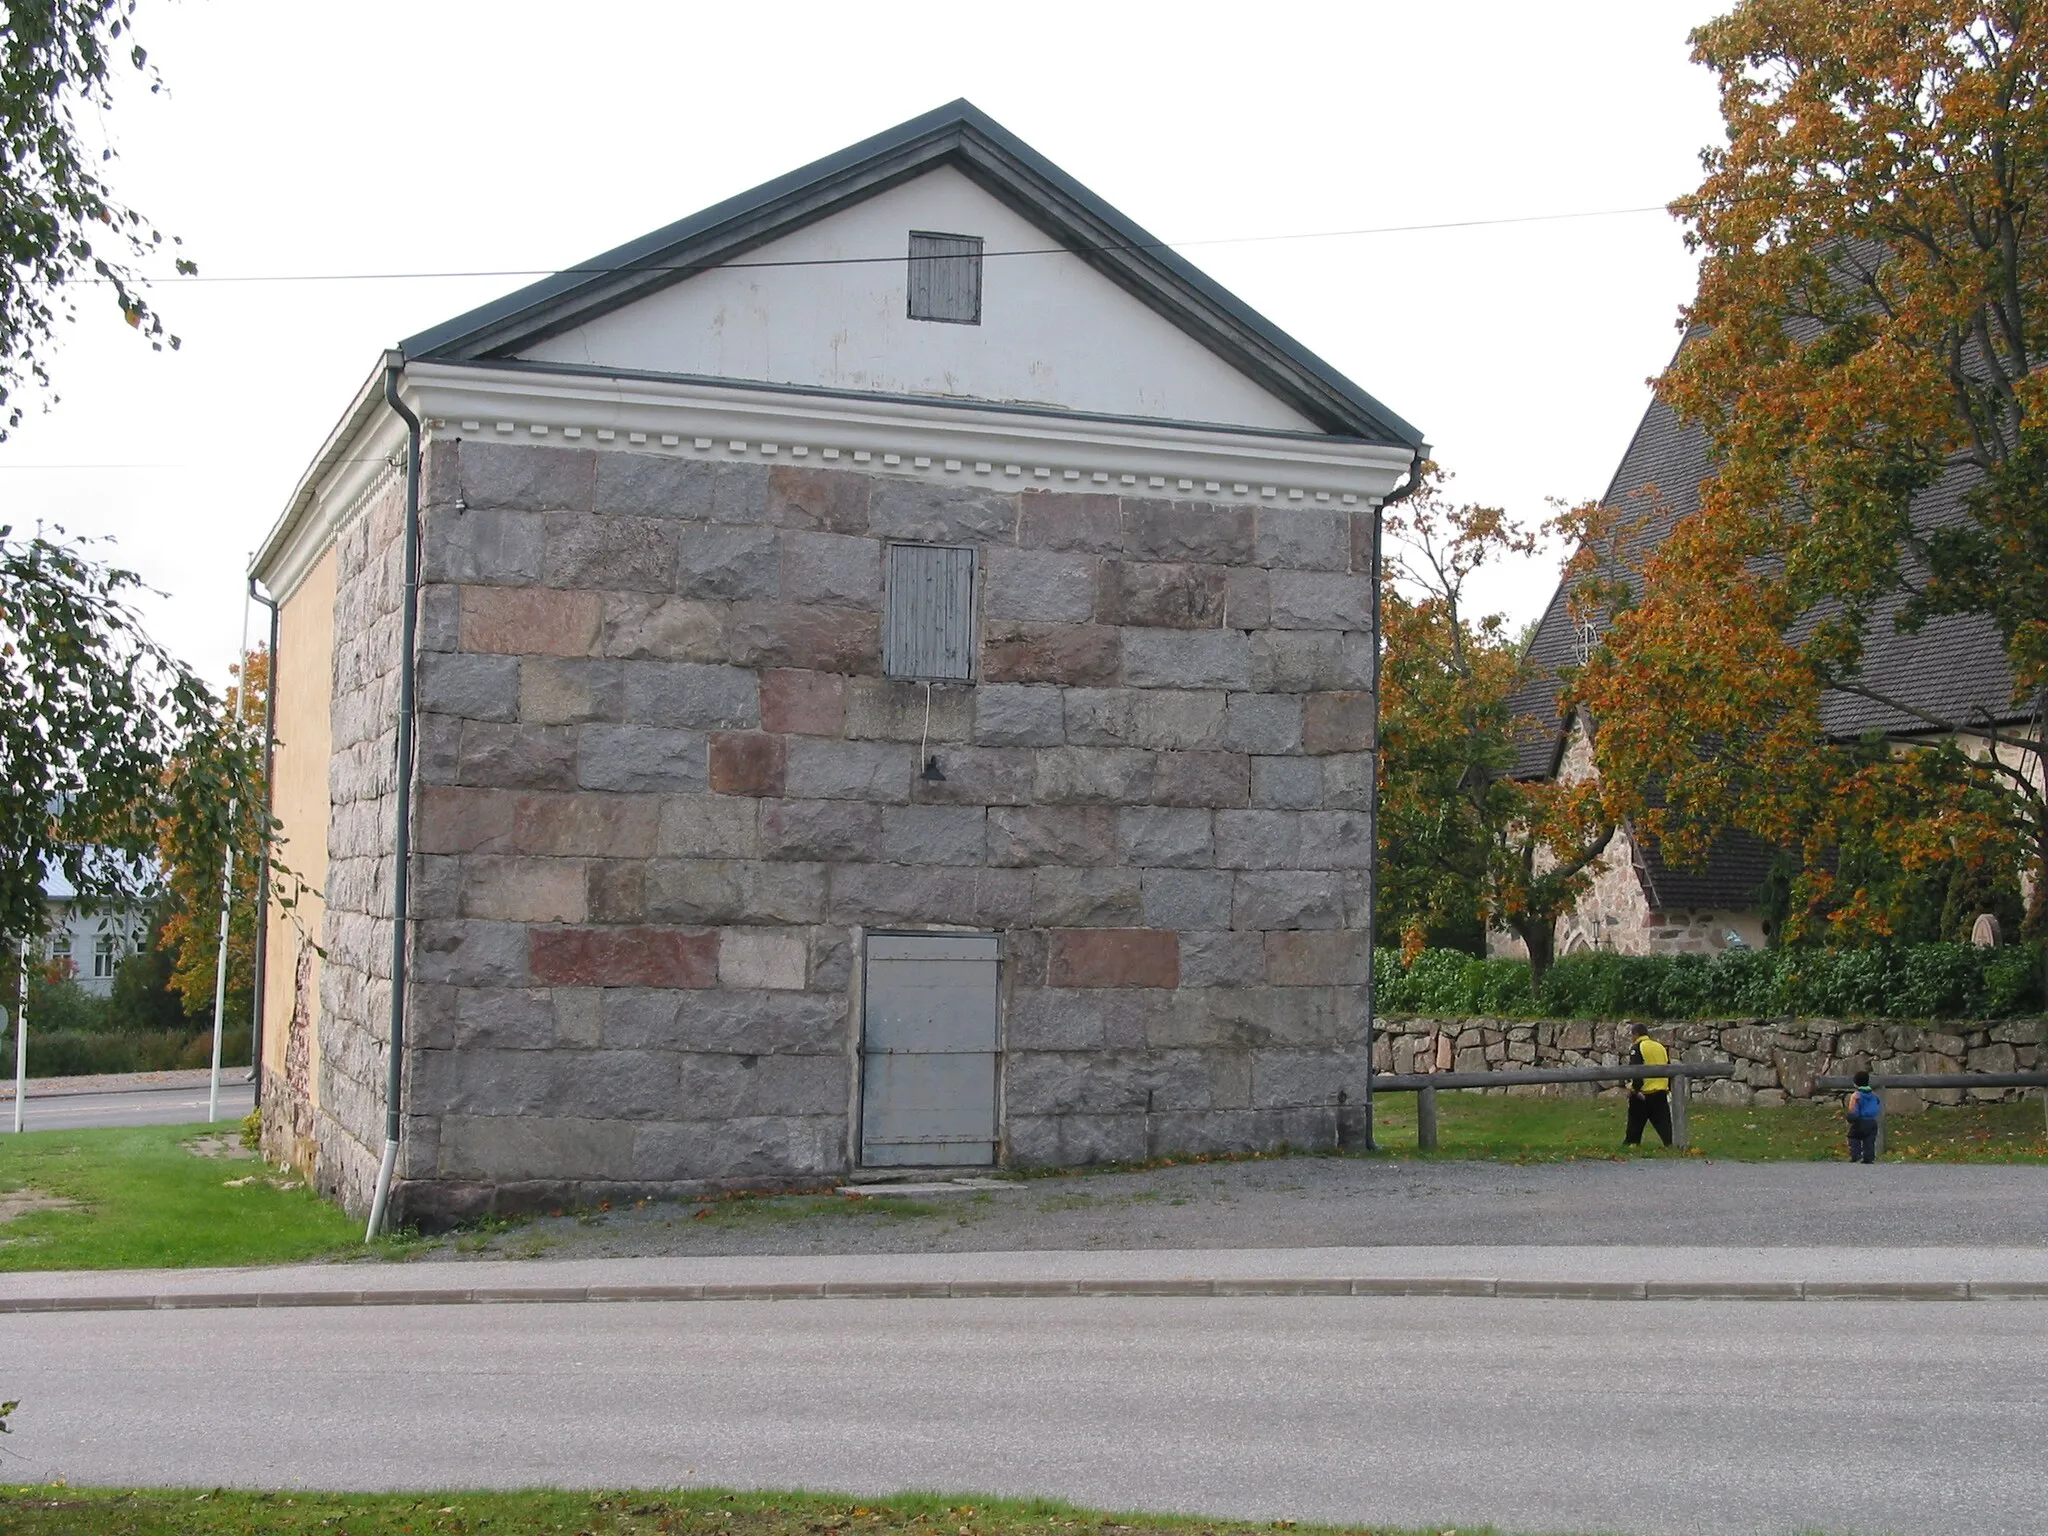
[1365,1092,2048,1163]
[0,1122,373,1271]
[0,1486,1537,1536]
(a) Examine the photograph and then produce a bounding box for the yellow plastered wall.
[261,543,337,1118]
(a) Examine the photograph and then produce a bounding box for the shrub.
[22,1025,251,1079]
[23,974,107,1034]
[1383,940,2047,1020]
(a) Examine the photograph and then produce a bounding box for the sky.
[0,0,1726,686]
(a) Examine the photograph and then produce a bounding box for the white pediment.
[516,165,1320,434]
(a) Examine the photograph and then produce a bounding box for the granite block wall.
[343,437,1380,1222]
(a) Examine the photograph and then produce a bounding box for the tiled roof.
[1512,385,2026,782]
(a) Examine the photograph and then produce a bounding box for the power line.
[120,203,1674,286]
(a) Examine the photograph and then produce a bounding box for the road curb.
[3,1275,2045,1313]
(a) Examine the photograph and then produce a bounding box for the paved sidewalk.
[0,1067,235,1100]
[7,1243,2048,1311]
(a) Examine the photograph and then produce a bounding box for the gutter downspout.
[365,351,422,1242]
[1360,447,1426,1154]
[246,579,280,1106]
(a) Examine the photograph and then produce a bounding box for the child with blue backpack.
[1845,1071,1881,1164]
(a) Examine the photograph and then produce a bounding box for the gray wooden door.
[860,933,999,1167]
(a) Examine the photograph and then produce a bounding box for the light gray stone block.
[1141,869,1234,930]
[1301,809,1374,868]
[420,509,546,585]
[1005,1112,1148,1169]
[982,548,1098,622]
[1233,871,1347,929]
[678,525,779,600]
[785,738,916,802]
[1179,929,1267,987]
[1032,867,1142,927]
[411,920,530,988]
[453,988,557,1050]
[1133,690,1227,750]
[910,746,1034,807]
[844,677,972,742]
[1250,631,1374,692]
[1271,571,1374,630]
[1122,629,1251,689]
[1033,747,1154,805]
[975,685,1065,746]
[1062,688,1136,746]
[577,725,708,792]
[781,531,883,609]
[438,1115,634,1181]
[1252,755,1323,809]
[1214,809,1303,869]
[882,805,988,865]
[658,794,759,858]
[986,806,1118,867]
[454,442,596,513]
[1256,507,1349,571]
[759,799,884,861]
[718,929,809,990]
[1118,806,1215,868]
[542,512,679,592]
[1224,692,1304,754]
[622,662,759,729]
[599,594,729,663]
[519,658,625,725]
[417,652,519,721]
[1322,752,1375,809]
[592,452,716,518]
[869,481,1018,543]
[631,1115,843,1180]
[602,986,845,1052]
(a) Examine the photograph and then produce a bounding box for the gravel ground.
[0,1066,236,1100]
[416,1153,2048,1261]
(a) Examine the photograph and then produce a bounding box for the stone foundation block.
[1094,562,1225,629]
[678,525,779,601]
[418,652,519,721]
[577,725,708,793]
[785,737,915,802]
[986,805,1118,866]
[883,805,988,865]
[1256,507,1348,571]
[1018,490,1121,553]
[1178,929,1266,987]
[519,658,626,725]
[1123,500,1254,564]
[1266,930,1369,985]
[767,465,872,534]
[843,677,974,744]
[869,481,1017,544]
[1034,747,1154,805]
[1118,807,1215,868]
[1123,629,1250,689]
[1302,692,1375,753]
[718,929,809,991]
[461,857,588,924]
[781,531,882,609]
[420,508,546,586]
[709,732,787,796]
[759,799,882,861]
[459,585,600,656]
[624,662,760,730]
[725,601,880,673]
[603,986,844,1052]
[437,1115,635,1182]
[984,547,1098,623]
[975,685,1065,747]
[659,794,759,859]
[513,790,663,857]
[760,668,847,736]
[1151,752,1250,808]
[456,721,578,791]
[1270,571,1372,630]
[599,594,727,663]
[1233,871,1346,929]
[1033,869,1143,928]
[528,926,719,988]
[1005,1112,1149,1168]
[1250,631,1373,692]
[1048,928,1180,988]
[982,621,1121,685]
[542,512,678,592]
[413,920,529,988]
[632,1114,846,1181]
[1252,756,1322,809]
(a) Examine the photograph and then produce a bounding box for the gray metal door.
[860,933,999,1167]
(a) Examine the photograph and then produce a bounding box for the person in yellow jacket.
[1624,1023,1673,1148]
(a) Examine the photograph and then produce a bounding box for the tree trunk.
[1516,915,1558,991]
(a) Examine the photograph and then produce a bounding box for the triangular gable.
[402,101,1423,448]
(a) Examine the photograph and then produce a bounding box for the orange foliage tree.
[1378,471,1614,978]
[1568,0,2047,942]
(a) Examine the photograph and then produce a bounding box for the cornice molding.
[254,358,1414,607]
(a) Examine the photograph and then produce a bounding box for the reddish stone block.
[761,669,847,735]
[981,622,1120,685]
[1302,691,1376,754]
[1094,562,1225,629]
[726,601,881,673]
[459,585,600,656]
[767,465,872,534]
[1265,930,1369,986]
[1152,751,1250,808]
[1018,490,1123,553]
[529,926,718,988]
[1048,928,1180,989]
[415,786,516,854]
[709,732,787,796]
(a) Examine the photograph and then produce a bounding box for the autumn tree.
[1,0,191,435]
[153,645,270,1024]
[1378,472,1614,979]
[1570,0,2048,941]
[0,526,218,949]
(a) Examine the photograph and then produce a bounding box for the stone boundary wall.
[1376,1014,2046,1107]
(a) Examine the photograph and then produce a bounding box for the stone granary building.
[250,102,1426,1224]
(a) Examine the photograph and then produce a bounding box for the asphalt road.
[6,1079,253,1132]
[10,1292,2043,1535]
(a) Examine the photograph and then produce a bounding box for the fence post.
[1417,1084,1439,1152]
[1669,1069,1689,1149]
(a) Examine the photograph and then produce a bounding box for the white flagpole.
[208,589,254,1125]
[12,938,27,1134]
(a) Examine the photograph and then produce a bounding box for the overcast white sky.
[0,0,1725,685]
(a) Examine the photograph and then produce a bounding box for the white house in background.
[41,864,149,997]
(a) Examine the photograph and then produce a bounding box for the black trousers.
[1848,1121,1878,1164]
[1625,1090,1673,1147]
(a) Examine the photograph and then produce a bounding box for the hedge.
[18,1026,251,1079]
[1375,942,2048,1021]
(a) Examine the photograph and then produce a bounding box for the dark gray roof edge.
[421,354,1403,446]
[399,100,1425,451]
